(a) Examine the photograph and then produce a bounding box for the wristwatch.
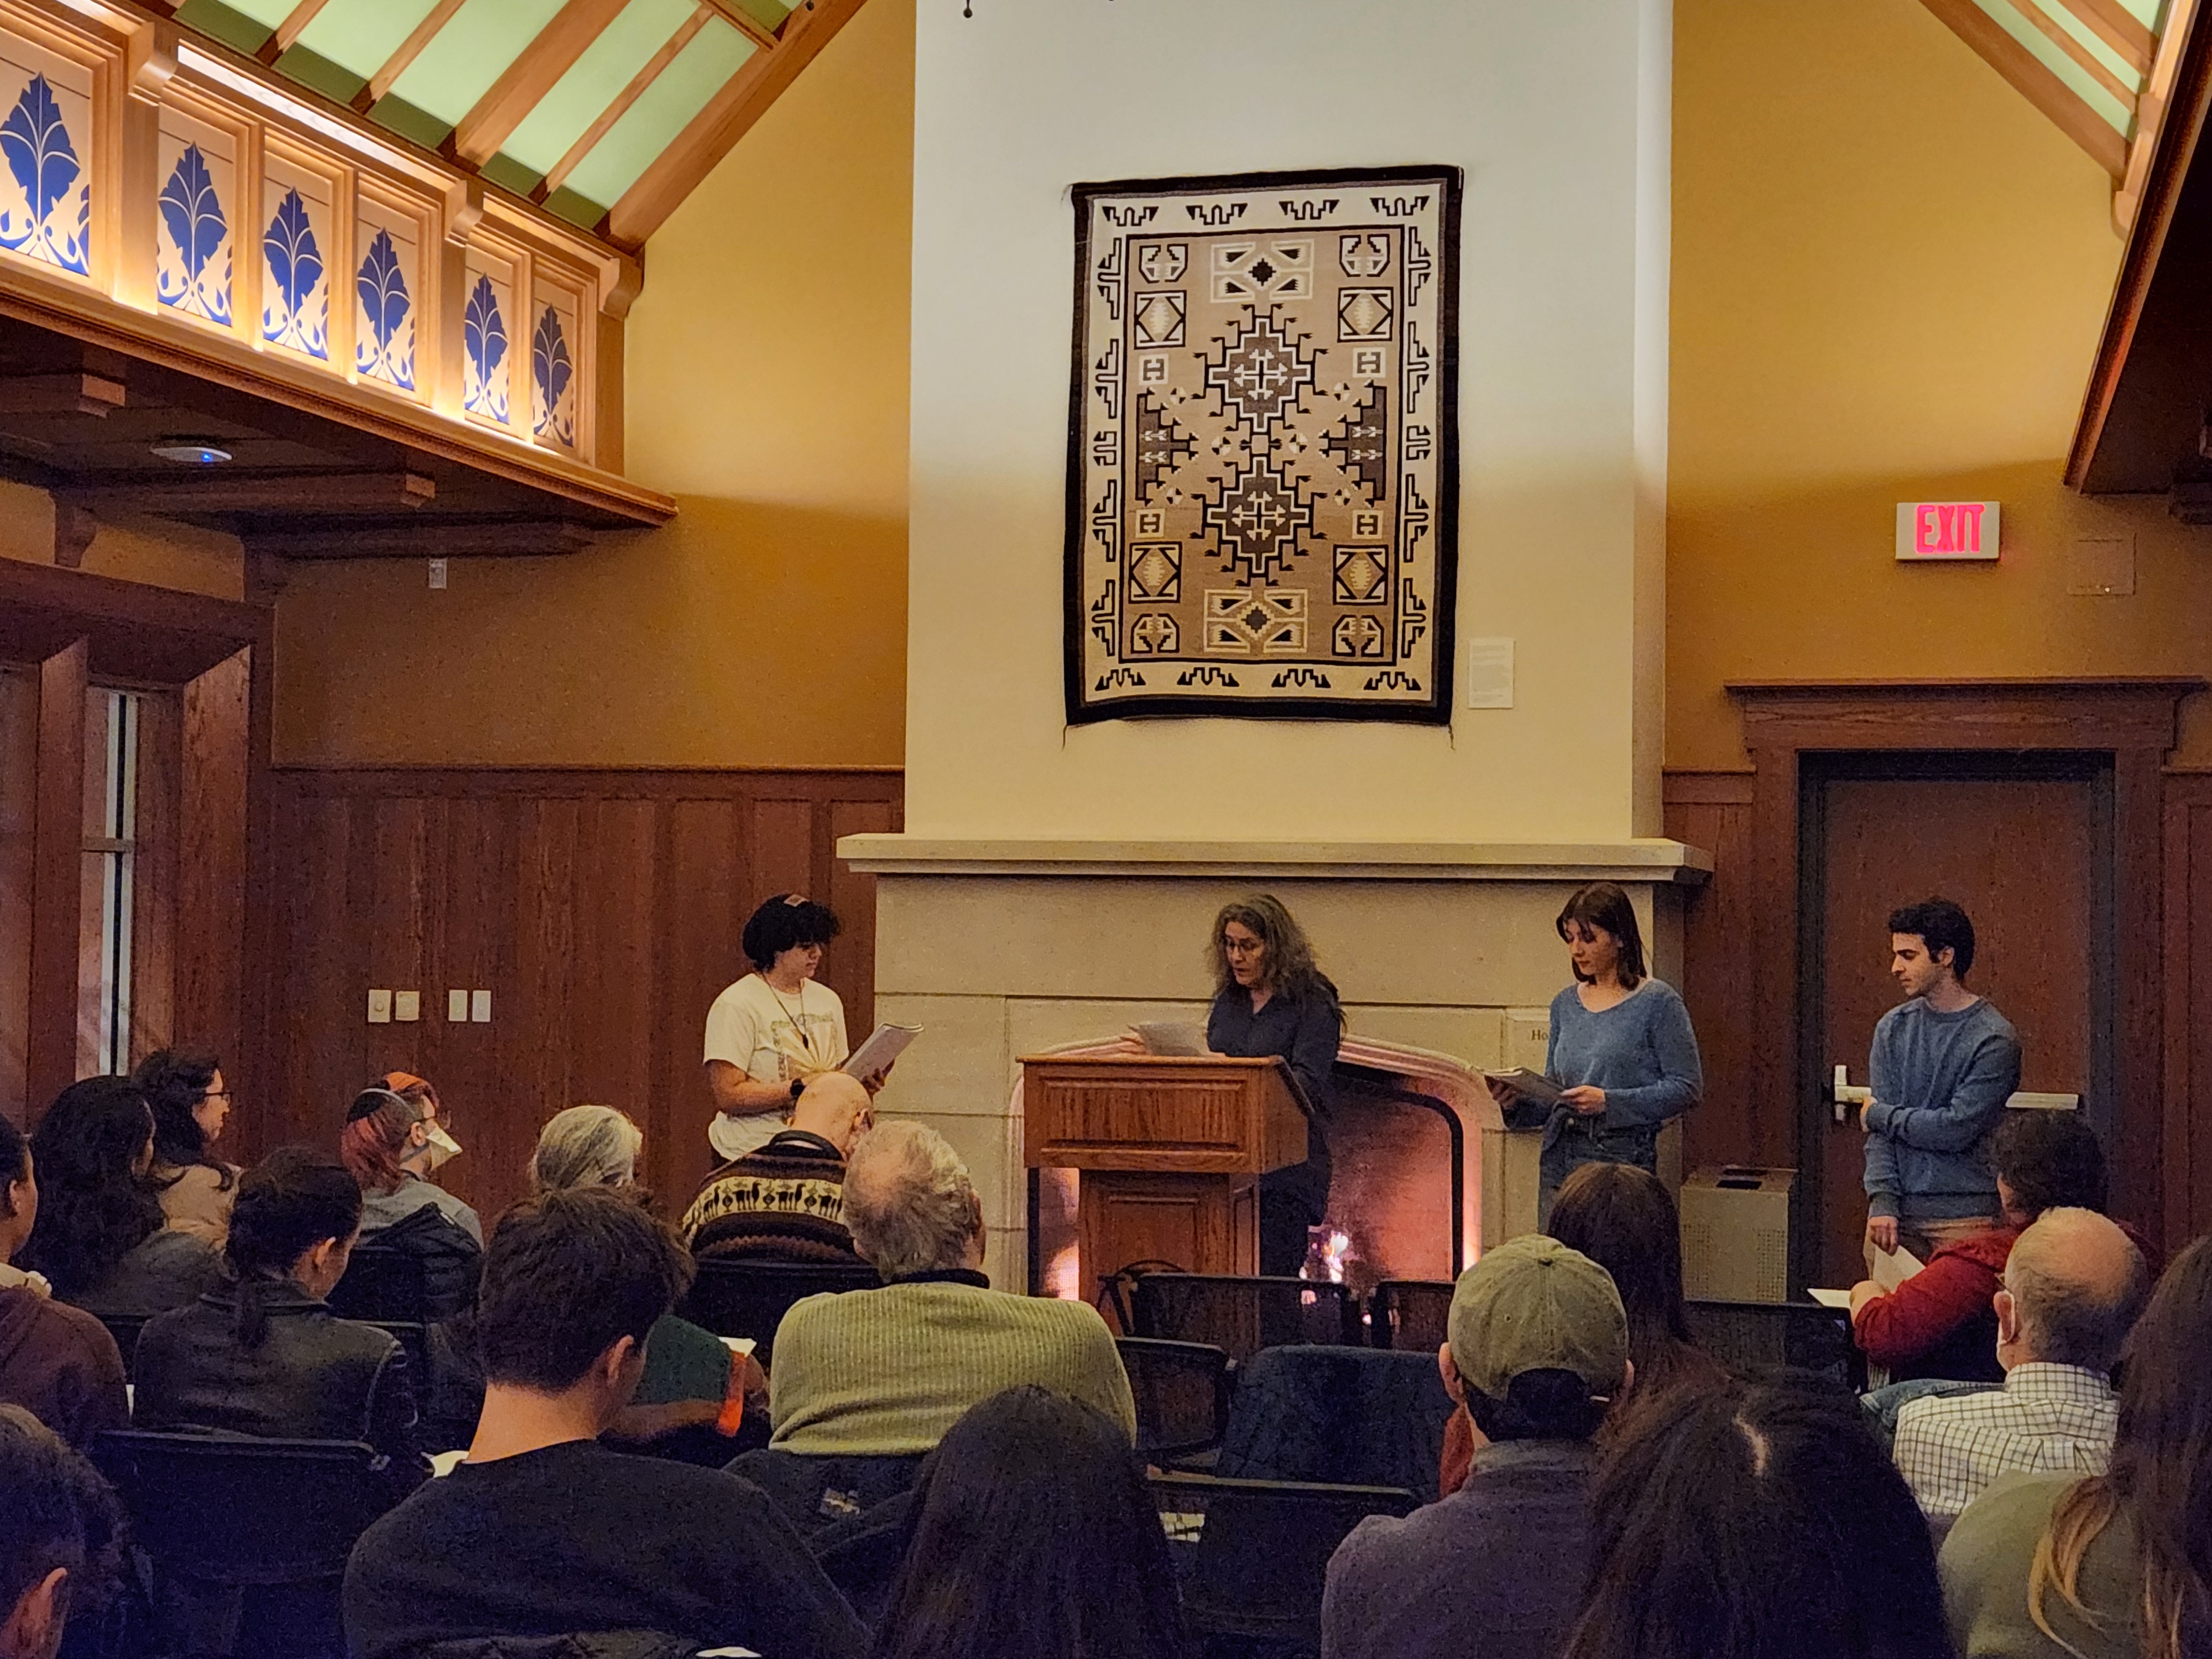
[789,1078,806,1102]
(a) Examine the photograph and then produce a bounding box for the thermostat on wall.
[1896,501,1999,561]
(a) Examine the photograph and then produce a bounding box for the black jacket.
[133,1276,430,1492]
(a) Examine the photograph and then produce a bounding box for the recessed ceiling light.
[149,440,232,465]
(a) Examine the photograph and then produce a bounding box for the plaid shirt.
[1893,1363,2116,1524]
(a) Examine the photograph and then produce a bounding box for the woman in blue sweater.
[1491,884,1703,1224]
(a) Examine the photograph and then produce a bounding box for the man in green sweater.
[768,1119,1135,1454]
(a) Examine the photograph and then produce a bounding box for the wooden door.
[1804,758,2108,1287]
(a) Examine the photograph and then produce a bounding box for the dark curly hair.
[1208,893,1335,1008]
[1993,1109,2108,1219]
[21,1078,161,1301]
[132,1047,234,1191]
[741,894,841,974]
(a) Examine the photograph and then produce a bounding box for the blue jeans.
[1537,1121,1660,1229]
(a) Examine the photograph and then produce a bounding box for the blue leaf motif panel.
[156,144,232,326]
[356,226,415,392]
[463,273,509,424]
[0,73,89,276]
[262,187,326,359]
[531,304,573,446]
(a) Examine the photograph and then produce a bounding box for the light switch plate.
[470,989,491,1023]
[447,989,469,1022]
[367,988,392,1025]
[393,990,420,1023]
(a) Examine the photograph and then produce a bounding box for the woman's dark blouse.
[1205,978,1344,1114]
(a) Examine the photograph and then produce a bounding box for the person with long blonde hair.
[1203,893,1343,1275]
[1939,1234,2212,1659]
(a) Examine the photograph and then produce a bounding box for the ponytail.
[225,1149,362,1348]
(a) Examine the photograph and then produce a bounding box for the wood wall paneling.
[1662,771,1763,1171]
[0,669,35,1121]
[255,769,902,1225]
[177,651,252,1079]
[27,640,89,1114]
[2164,773,2212,1243]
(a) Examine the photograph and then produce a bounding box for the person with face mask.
[337,1083,481,1322]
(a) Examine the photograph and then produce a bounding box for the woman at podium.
[1489,882,1702,1225]
[1204,894,1344,1275]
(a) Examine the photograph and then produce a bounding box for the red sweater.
[1852,1220,2163,1371]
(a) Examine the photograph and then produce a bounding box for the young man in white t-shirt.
[703,895,854,1160]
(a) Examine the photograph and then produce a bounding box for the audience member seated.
[1852,1110,2147,1384]
[0,1118,125,1451]
[21,1079,223,1319]
[769,1120,1134,1455]
[1938,1234,2211,1659]
[133,1148,429,1496]
[681,1073,871,1262]
[1324,1235,1627,1659]
[528,1105,761,1445]
[1562,1379,1952,1659]
[870,1385,1189,1659]
[1893,1207,2147,1530]
[338,1087,482,1318]
[342,1188,865,1659]
[132,1048,240,1249]
[0,1403,123,1659]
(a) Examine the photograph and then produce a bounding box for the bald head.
[2000,1207,2148,1373]
[789,1073,872,1156]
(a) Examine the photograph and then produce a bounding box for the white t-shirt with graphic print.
[702,972,849,1160]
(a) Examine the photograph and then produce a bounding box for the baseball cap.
[1447,1234,1629,1399]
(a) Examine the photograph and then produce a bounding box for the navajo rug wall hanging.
[1065,165,1462,724]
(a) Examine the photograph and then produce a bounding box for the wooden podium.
[1021,1054,1308,1288]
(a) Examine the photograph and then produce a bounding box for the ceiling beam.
[1919,0,2130,178]
[452,0,633,169]
[606,0,868,248]
[2015,0,2140,109]
[61,471,436,517]
[355,0,469,113]
[701,0,778,53]
[0,374,126,417]
[257,0,336,67]
[2064,0,2156,73]
[246,520,598,559]
[539,3,713,201]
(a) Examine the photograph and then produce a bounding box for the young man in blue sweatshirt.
[1861,898,2022,1270]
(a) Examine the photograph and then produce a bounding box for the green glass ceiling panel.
[2119,0,2164,27]
[273,44,368,104]
[1973,0,2134,134]
[542,185,607,229]
[730,0,791,28]
[368,94,453,152]
[201,0,292,28]
[389,0,570,126]
[500,0,699,175]
[562,15,754,208]
[479,151,540,197]
[295,0,448,84]
[173,0,270,55]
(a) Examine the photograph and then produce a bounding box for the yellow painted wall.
[269,0,914,767]
[1670,0,2212,770]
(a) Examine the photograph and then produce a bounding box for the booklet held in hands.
[1483,1068,1565,1108]
[843,1022,920,1081]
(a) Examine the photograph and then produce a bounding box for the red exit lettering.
[1914,503,1985,555]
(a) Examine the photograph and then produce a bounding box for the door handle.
[1830,1063,1871,1125]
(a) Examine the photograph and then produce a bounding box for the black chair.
[1128,1274,1360,1364]
[1685,1298,1863,1390]
[679,1259,880,1368]
[1366,1280,1454,1352]
[1149,1471,1417,1657]
[95,1313,150,1382]
[364,1320,430,1395]
[90,1431,405,1657]
[326,1241,434,1324]
[328,1211,482,1324]
[1117,1337,1232,1464]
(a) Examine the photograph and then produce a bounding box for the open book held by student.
[1483,1067,1566,1108]
[842,1022,921,1080]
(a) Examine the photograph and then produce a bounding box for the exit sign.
[1896,501,1999,561]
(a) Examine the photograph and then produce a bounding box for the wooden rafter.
[2068,0,2156,72]
[1919,0,2130,177]
[539,3,712,201]
[2117,0,2200,229]
[701,0,778,53]
[606,0,868,248]
[452,0,631,168]
[2015,0,2140,106]
[354,0,468,112]
[257,0,335,67]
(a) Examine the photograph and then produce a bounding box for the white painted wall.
[905,0,1672,843]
